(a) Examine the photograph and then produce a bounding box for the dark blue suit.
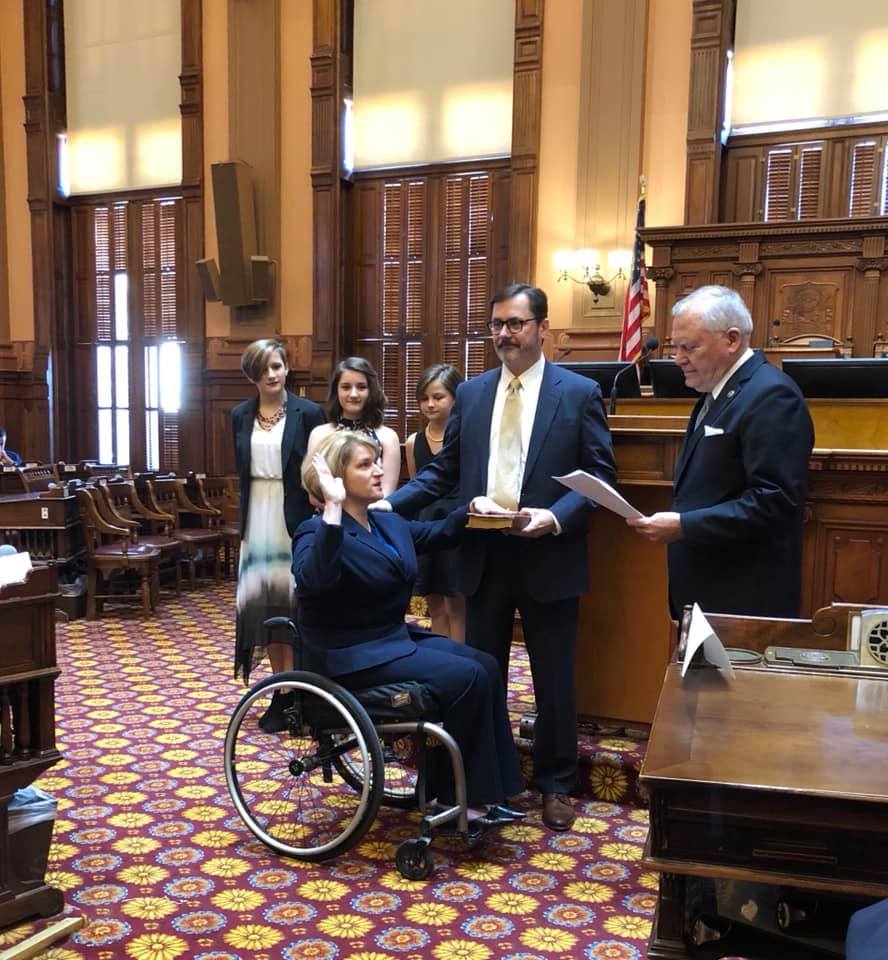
[669,351,814,618]
[388,361,617,793]
[292,510,524,806]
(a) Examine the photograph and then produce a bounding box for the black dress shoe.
[478,804,527,826]
[258,690,294,733]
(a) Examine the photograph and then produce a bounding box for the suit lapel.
[281,392,303,468]
[237,396,259,470]
[523,362,561,486]
[343,512,402,571]
[674,352,764,488]
[466,371,499,492]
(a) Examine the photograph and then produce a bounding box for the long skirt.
[234,478,296,682]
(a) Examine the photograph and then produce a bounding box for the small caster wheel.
[396,838,434,880]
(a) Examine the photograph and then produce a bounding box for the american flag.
[618,196,651,363]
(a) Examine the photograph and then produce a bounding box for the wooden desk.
[641,661,888,958]
[0,564,63,928]
[0,493,82,568]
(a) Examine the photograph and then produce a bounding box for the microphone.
[609,335,659,416]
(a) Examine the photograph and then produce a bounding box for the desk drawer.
[649,786,888,888]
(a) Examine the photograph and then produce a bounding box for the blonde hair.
[301,430,378,503]
[240,339,288,384]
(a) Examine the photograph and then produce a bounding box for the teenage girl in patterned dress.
[306,357,401,497]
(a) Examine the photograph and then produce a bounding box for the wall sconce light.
[554,248,630,303]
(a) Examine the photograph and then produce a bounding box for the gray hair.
[672,285,753,336]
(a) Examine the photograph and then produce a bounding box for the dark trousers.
[337,635,524,806]
[465,539,579,795]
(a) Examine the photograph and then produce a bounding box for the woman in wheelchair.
[293,430,525,827]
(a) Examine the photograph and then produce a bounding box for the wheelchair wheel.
[333,732,419,809]
[224,672,384,861]
[396,838,435,881]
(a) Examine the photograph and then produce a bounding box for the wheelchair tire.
[395,838,435,881]
[224,671,384,861]
[333,733,419,809]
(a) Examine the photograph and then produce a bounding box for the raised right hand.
[313,452,346,506]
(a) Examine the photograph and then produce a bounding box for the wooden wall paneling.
[684,0,734,225]
[508,0,543,282]
[720,145,762,222]
[805,454,888,614]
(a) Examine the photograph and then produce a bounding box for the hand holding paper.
[554,470,643,520]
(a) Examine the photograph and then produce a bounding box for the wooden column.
[855,236,887,358]
[508,0,544,283]
[684,0,734,225]
[310,0,349,384]
[22,0,67,460]
[647,265,674,348]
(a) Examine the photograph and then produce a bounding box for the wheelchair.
[224,618,504,880]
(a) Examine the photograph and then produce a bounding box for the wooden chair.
[144,477,222,589]
[93,480,183,597]
[192,475,241,576]
[75,487,160,619]
[19,463,60,492]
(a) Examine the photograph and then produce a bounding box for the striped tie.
[492,377,523,510]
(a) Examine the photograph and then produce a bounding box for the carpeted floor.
[2,583,658,960]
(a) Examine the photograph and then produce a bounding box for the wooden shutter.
[94,207,112,341]
[849,140,877,217]
[763,149,792,221]
[797,146,822,219]
[882,147,888,216]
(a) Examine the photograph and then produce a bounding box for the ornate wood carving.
[641,219,888,354]
[684,0,734,224]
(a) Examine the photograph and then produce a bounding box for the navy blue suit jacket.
[668,351,814,618]
[388,361,617,603]
[292,509,465,677]
[231,391,325,538]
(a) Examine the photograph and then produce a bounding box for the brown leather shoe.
[542,793,575,831]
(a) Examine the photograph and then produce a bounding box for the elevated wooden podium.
[0,564,63,929]
[576,398,888,726]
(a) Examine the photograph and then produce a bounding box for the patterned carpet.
[2,583,658,960]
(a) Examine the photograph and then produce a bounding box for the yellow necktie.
[492,377,523,510]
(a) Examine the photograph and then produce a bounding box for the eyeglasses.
[486,317,538,334]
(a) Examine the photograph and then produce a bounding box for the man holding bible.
[378,283,616,830]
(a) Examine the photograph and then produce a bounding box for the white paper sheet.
[681,602,736,679]
[554,470,643,520]
[0,550,32,589]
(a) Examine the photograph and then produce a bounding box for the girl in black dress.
[404,363,465,641]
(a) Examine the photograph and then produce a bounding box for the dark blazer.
[231,391,325,538]
[668,351,814,618]
[292,509,465,677]
[388,361,617,603]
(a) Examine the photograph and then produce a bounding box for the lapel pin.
[726,389,735,398]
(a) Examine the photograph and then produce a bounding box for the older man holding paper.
[627,285,813,619]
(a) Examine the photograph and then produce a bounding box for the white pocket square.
[704,425,724,437]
